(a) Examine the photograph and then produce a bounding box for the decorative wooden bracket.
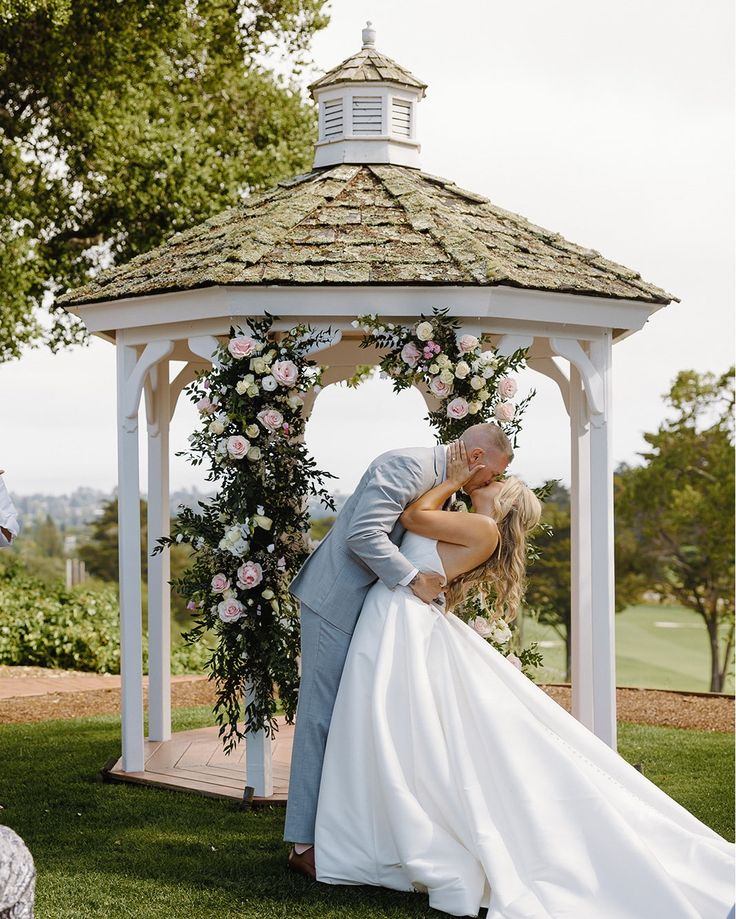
[550,337,605,423]
[169,362,205,422]
[188,335,221,366]
[122,340,174,433]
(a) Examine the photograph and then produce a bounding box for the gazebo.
[58,24,678,801]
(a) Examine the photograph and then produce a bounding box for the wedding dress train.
[313,531,735,918]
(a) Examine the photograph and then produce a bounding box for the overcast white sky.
[1,0,733,497]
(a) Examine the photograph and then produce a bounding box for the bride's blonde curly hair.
[444,475,542,623]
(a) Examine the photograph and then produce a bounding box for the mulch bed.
[0,667,732,732]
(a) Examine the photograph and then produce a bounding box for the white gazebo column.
[145,360,172,742]
[568,364,595,730]
[116,337,174,772]
[552,333,616,749]
[587,332,616,748]
[116,339,145,772]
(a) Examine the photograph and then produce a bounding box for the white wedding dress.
[313,531,735,918]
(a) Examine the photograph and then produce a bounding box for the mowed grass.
[523,603,735,693]
[0,705,733,919]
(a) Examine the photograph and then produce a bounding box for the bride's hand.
[446,439,485,488]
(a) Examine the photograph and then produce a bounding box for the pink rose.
[506,653,523,670]
[429,376,452,399]
[217,598,245,623]
[226,435,250,459]
[237,560,263,589]
[458,334,479,354]
[196,397,215,414]
[497,376,518,399]
[272,359,299,387]
[400,342,421,368]
[472,616,493,638]
[228,336,258,360]
[494,400,515,422]
[257,408,284,432]
[446,397,469,420]
[211,573,231,594]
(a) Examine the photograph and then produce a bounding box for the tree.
[616,368,735,692]
[33,513,63,557]
[0,0,328,360]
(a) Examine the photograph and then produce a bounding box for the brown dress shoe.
[287,845,316,879]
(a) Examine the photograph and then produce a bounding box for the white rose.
[439,369,454,385]
[247,384,259,397]
[208,419,225,435]
[472,616,493,638]
[245,424,259,439]
[482,367,495,379]
[235,380,248,395]
[250,357,268,375]
[247,446,262,461]
[470,376,485,391]
[415,321,434,341]
[429,362,439,374]
[287,394,304,411]
[454,361,470,379]
[478,389,491,402]
[468,401,481,414]
[490,620,513,644]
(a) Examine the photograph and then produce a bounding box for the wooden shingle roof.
[57,164,678,307]
[308,47,427,93]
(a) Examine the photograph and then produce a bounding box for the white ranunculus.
[261,375,278,391]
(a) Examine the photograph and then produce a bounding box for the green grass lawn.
[0,705,732,919]
[522,603,735,693]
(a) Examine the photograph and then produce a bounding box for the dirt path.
[0,666,732,732]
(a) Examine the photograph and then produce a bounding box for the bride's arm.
[399,442,499,550]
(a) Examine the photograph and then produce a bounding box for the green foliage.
[310,514,335,542]
[0,0,329,360]
[157,314,337,747]
[616,367,735,692]
[0,555,212,673]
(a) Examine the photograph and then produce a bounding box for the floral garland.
[355,307,534,447]
[155,314,337,750]
[356,307,544,674]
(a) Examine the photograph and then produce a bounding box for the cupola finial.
[362,20,376,48]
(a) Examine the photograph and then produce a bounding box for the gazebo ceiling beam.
[73,284,657,340]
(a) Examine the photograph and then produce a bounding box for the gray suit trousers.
[282,600,353,844]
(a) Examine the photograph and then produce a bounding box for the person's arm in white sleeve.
[0,476,20,547]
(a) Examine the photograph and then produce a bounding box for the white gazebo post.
[116,336,173,771]
[145,358,172,741]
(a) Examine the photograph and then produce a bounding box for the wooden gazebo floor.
[102,715,293,806]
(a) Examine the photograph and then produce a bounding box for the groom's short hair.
[461,423,514,462]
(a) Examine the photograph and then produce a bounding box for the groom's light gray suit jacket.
[289,444,447,634]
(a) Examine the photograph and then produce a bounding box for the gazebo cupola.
[309,22,427,169]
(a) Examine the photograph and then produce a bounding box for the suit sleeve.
[345,456,429,589]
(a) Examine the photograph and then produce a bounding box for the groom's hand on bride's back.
[409,571,445,604]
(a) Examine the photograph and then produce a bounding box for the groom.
[284,423,513,877]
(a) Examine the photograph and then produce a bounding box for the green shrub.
[0,558,214,675]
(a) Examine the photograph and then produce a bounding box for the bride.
[312,441,736,918]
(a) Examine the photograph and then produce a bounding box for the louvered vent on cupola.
[352,96,383,135]
[322,98,344,139]
[391,98,412,138]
